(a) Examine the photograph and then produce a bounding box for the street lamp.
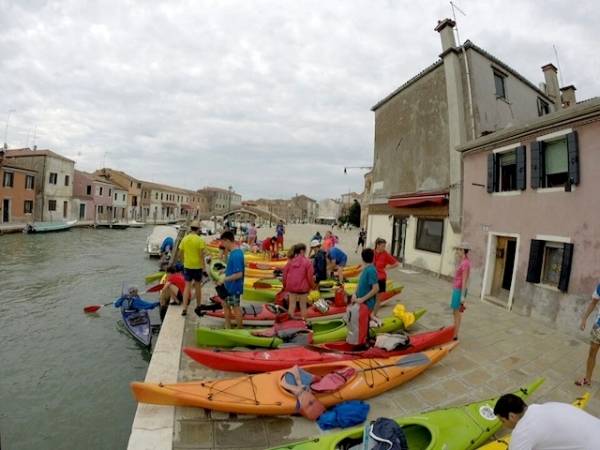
[4,109,16,149]
[344,165,372,174]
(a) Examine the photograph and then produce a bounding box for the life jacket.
[280,366,326,420]
[334,286,347,307]
[374,333,411,351]
[345,302,370,346]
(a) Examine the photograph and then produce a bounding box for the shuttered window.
[526,239,574,292]
[530,131,579,189]
[487,146,525,192]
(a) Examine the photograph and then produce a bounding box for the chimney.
[434,18,457,52]
[0,150,4,165]
[560,85,577,108]
[541,63,560,105]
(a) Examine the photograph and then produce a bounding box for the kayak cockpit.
[336,423,433,450]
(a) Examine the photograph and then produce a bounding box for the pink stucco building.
[73,170,115,222]
[459,96,600,328]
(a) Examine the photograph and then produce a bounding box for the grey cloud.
[1,0,598,199]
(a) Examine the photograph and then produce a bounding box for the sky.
[1,0,599,200]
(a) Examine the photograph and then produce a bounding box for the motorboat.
[146,225,178,257]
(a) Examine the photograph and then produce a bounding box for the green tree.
[348,200,361,227]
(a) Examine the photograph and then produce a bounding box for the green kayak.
[196,309,426,348]
[269,378,544,450]
[145,271,164,284]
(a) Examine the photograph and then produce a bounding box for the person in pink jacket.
[283,243,316,320]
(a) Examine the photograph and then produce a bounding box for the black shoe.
[181,309,187,316]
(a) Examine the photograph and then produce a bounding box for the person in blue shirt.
[114,287,159,310]
[352,248,379,312]
[327,246,348,283]
[160,236,174,255]
[216,231,245,329]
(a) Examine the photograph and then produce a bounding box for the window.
[132,196,138,206]
[49,172,58,184]
[537,98,550,116]
[498,151,517,191]
[415,219,444,254]
[24,200,33,214]
[98,205,104,213]
[161,193,163,200]
[64,175,70,186]
[526,239,574,292]
[99,187,103,196]
[130,181,133,187]
[86,185,92,195]
[122,194,126,201]
[49,200,57,211]
[114,193,117,200]
[108,189,112,196]
[531,133,578,189]
[25,175,34,189]
[3,171,14,187]
[137,182,141,188]
[155,192,158,200]
[494,71,506,99]
[487,146,526,193]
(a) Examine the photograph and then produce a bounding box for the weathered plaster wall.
[371,65,450,199]
[463,120,600,326]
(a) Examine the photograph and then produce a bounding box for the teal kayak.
[196,309,426,348]
[268,378,544,450]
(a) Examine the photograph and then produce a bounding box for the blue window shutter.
[526,239,545,283]
[516,145,527,190]
[530,141,543,189]
[567,131,580,185]
[487,153,497,193]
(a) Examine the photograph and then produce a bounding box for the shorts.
[276,235,284,243]
[378,279,387,293]
[591,325,600,345]
[450,288,462,310]
[365,297,376,311]
[225,294,241,307]
[184,268,204,282]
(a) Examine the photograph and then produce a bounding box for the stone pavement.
[172,225,600,450]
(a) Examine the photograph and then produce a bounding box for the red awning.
[388,192,448,208]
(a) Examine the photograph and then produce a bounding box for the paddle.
[83,284,165,313]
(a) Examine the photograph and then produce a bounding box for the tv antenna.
[450,1,466,45]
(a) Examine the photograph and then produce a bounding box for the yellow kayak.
[477,392,590,449]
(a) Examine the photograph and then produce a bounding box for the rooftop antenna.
[553,44,565,86]
[449,1,476,140]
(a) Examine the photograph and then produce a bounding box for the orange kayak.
[130,343,455,415]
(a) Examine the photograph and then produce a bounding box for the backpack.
[313,250,328,282]
[345,302,370,346]
[365,417,408,450]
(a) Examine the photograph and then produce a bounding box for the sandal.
[575,378,591,387]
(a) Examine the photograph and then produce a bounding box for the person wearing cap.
[493,393,600,449]
[179,221,208,316]
[451,242,471,339]
[574,282,600,387]
[373,238,400,315]
[310,239,328,283]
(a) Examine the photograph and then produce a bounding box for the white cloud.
[1,0,598,199]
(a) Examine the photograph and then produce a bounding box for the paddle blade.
[146,283,165,293]
[395,352,431,367]
[84,305,101,313]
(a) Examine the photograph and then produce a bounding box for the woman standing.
[373,238,399,314]
[451,243,471,340]
[282,244,315,320]
[247,222,257,245]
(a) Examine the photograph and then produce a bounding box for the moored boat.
[23,220,77,234]
[145,225,178,257]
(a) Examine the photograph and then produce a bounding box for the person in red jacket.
[159,266,186,320]
[283,243,316,320]
[373,238,399,314]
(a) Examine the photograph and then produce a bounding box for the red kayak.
[183,326,455,373]
[204,287,403,325]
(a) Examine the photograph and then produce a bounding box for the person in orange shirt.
[373,238,399,315]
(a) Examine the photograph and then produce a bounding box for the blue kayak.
[121,305,152,347]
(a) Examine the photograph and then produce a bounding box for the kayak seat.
[310,367,356,393]
[252,320,308,338]
[129,316,148,326]
[241,304,263,316]
[278,329,313,345]
[281,366,325,420]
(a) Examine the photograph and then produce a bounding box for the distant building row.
[0,148,242,225]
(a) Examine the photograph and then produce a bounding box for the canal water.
[0,227,159,450]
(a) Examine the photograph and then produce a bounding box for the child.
[217,231,245,328]
[282,243,315,320]
[352,248,379,313]
[311,240,328,283]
